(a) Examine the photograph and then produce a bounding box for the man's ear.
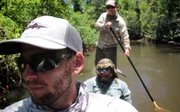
[73,52,84,74]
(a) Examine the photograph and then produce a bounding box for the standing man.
[85,58,132,104]
[0,16,138,112]
[95,0,131,67]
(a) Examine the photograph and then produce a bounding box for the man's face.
[96,67,113,83]
[21,44,75,106]
[106,5,117,16]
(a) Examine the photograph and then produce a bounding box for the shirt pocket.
[106,88,123,97]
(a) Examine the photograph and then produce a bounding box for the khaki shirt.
[95,12,131,50]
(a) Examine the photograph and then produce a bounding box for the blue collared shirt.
[84,77,132,104]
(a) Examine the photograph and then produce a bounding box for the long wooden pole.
[110,27,169,112]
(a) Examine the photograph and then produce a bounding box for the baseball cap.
[106,0,116,6]
[0,16,83,54]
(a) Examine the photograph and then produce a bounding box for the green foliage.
[0,14,21,40]
[117,0,139,37]
[139,1,157,38]
[38,0,68,18]
[0,54,22,89]
[0,54,22,107]
[1,0,39,28]
[86,0,107,20]
[67,10,98,47]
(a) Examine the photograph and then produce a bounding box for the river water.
[78,41,180,112]
[1,41,180,112]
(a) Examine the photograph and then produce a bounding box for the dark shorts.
[95,47,117,67]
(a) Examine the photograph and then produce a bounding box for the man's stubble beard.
[97,74,113,87]
[30,67,73,106]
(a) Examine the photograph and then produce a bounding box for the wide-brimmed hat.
[0,16,83,54]
[96,58,119,77]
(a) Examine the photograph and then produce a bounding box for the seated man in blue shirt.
[84,58,132,104]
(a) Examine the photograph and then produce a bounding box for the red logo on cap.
[26,23,47,30]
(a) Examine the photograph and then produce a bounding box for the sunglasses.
[16,51,75,73]
[106,5,116,10]
[97,67,110,73]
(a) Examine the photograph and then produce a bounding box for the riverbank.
[135,37,180,46]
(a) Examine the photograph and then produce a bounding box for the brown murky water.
[78,41,180,112]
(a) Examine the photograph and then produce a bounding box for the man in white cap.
[85,58,132,104]
[95,0,131,67]
[0,16,137,112]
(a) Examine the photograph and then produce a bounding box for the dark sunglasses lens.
[98,68,108,73]
[31,56,58,72]
[15,56,57,73]
[16,52,74,73]
[106,5,115,9]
